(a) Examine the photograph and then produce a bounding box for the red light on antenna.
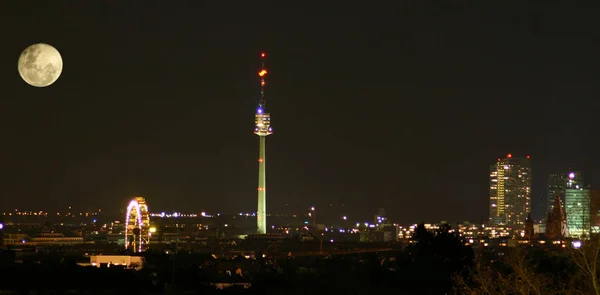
[507,154,512,158]
[261,52,266,58]
[526,155,530,159]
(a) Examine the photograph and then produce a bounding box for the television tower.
[254,52,272,234]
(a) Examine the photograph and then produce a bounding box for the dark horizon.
[1,2,599,224]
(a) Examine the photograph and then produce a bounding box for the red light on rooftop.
[526,155,530,159]
[261,52,266,58]
[498,158,501,162]
[507,154,512,158]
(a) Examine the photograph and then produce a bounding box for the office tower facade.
[591,190,600,229]
[565,188,592,238]
[546,171,583,214]
[546,173,567,214]
[374,208,387,225]
[489,154,532,227]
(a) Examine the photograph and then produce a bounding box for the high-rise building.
[565,187,592,238]
[546,173,567,214]
[254,52,273,234]
[489,154,532,227]
[591,190,600,228]
[374,208,387,225]
[546,171,583,214]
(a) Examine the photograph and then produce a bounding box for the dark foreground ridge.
[1,224,599,294]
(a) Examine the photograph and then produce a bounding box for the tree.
[412,222,433,243]
[408,223,474,293]
[454,246,576,295]
[569,235,600,295]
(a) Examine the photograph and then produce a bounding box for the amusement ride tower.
[254,52,273,234]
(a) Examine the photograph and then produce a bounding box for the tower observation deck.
[254,52,272,234]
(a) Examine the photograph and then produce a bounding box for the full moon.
[18,43,63,87]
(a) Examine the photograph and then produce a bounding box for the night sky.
[1,2,599,223]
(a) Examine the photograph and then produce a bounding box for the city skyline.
[1,3,599,224]
[0,156,596,225]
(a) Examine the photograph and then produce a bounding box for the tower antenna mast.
[259,52,267,107]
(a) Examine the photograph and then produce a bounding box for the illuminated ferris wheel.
[125,197,150,253]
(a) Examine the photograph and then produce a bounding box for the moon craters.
[18,43,63,87]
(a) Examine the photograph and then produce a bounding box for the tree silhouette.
[407,223,474,293]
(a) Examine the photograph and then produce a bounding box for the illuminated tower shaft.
[257,136,267,233]
[254,52,272,234]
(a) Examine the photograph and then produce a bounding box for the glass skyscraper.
[489,154,532,227]
[546,171,583,215]
[565,188,592,238]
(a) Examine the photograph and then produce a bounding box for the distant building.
[592,191,600,231]
[565,188,592,238]
[489,154,532,227]
[374,208,388,225]
[546,195,568,239]
[89,255,144,269]
[546,173,567,213]
[382,225,399,242]
[3,232,84,246]
[533,223,545,234]
[546,171,583,215]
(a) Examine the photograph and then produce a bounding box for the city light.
[124,197,150,253]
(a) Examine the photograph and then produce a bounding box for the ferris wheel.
[125,197,150,253]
